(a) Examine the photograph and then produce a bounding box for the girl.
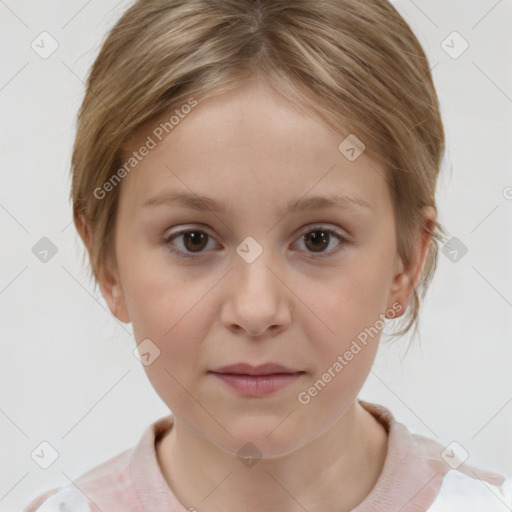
[24,0,511,510]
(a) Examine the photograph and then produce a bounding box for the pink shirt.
[23,400,512,511]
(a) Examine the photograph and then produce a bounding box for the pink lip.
[211,362,301,375]
[212,373,303,397]
[209,363,305,397]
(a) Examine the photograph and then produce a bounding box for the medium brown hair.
[71,0,447,344]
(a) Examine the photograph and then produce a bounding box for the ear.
[387,206,437,317]
[74,213,131,324]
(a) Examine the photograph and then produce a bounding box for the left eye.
[295,227,347,257]
[164,226,348,259]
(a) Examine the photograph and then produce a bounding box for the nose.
[220,247,292,339]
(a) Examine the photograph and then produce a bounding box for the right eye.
[164,228,220,259]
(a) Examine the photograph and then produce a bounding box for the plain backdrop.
[1,0,511,510]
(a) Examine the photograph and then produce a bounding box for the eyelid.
[164,226,220,259]
[164,224,350,259]
[295,225,349,259]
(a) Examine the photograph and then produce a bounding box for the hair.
[71,0,448,347]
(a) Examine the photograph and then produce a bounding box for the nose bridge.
[234,234,280,295]
[228,230,298,321]
[224,237,289,336]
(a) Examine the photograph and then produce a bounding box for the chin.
[213,416,311,460]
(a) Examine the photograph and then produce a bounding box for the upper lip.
[210,363,304,376]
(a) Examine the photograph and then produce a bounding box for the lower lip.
[210,372,304,397]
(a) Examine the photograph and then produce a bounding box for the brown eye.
[303,230,330,253]
[181,231,208,252]
[165,229,216,258]
[164,225,348,261]
[296,226,347,258]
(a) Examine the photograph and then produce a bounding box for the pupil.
[184,231,207,252]
[305,230,329,252]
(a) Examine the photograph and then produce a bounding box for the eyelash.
[163,225,349,260]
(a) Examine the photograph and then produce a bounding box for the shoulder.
[407,432,512,509]
[407,431,512,509]
[22,488,92,512]
[358,401,511,510]
[23,416,173,512]
[22,447,134,512]
[426,469,512,511]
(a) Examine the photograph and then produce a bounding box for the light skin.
[78,77,435,512]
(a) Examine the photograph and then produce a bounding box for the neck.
[156,401,388,512]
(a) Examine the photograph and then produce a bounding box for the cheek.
[120,249,218,348]
[343,238,396,316]
[305,264,392,348]
[123,262,214,413]
[298,246,394,384]
[117,238,185,329]
[125,267,208,359]
[297,282,382,420]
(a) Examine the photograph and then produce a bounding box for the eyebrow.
[143,191,371,216]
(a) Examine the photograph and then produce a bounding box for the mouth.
[209,363,305,397]
[210,362,304,376]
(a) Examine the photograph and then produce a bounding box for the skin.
[78,77,435,512]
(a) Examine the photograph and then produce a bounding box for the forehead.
[118,79,391,217]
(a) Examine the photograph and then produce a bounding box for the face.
[97,78,425,458]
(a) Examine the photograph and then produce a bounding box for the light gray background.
[1,0,511,510]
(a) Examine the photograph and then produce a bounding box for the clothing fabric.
[23,400,512,512]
